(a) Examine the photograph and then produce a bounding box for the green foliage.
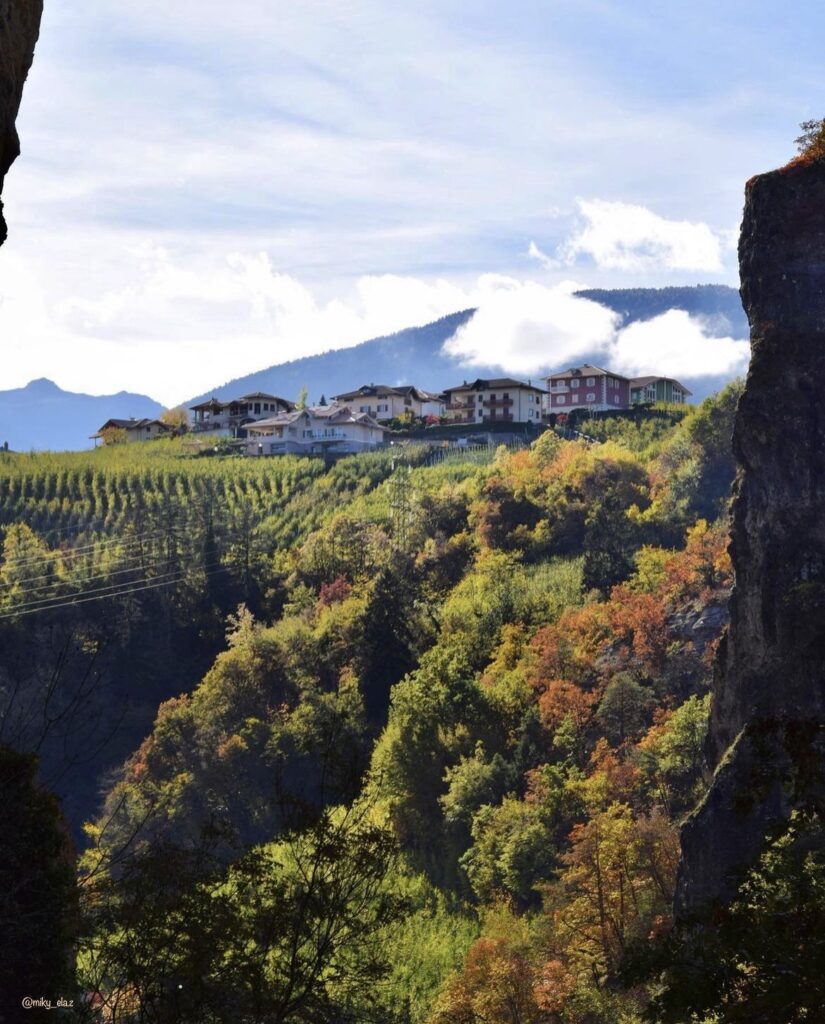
[795,117,825,160]
[81,802,405,1023]
[648,810,825,1024]
[2,385,748,1020]
[0,747,77,1006]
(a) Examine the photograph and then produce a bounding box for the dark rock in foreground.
[677,154,825,915]
[0,0,43,245]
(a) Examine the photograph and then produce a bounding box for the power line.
[0,546,207,599]
[0,559,229,621]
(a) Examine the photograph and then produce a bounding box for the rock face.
[676,155,825,916]
[0,0,43,246]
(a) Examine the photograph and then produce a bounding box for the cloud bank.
[1,229,749,407]
[559,199,725,272]
[444,286,749,381]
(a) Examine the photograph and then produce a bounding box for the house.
[245,404,386,456]
[91,418,172,444]
[189,392,295,437]
[629,376,692,405]
[545,365,631,414]
[331,384,445,421]
[441,378,545,425]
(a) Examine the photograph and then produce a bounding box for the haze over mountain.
[0,378,162,453]
[188,284,748,408]
[1,286,748,451]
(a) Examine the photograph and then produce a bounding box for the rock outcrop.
[0,0,43,246]
[676,154,825,916]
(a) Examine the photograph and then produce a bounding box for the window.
[586,377,595,386]
[478,395,483,403]
[557,396,566,405]
[254,403,261,414]
[571,379,580,389]
[586,393,595,402]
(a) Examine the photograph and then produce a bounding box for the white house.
[189,392,295,437]
[245,404,387,456]
[442,378,545,425]
[91,418,172,444]
[331,384,445,421]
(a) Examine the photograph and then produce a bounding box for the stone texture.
[676,155,825,916]
[0,0,43,245]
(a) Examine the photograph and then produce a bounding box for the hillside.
[0,378,163,452]
[1,388,745,1020]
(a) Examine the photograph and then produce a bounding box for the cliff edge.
[0,0,43,245]
[676,154,825,915]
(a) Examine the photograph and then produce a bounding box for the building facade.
[331,384,444,421]
[245,404,386,455]
[629,376,692,405]
[442,378,545,425]
[189,393,295,437]
[545,365,630,415]
[92,418,172,444]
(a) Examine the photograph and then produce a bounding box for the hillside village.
[93,364,692,456]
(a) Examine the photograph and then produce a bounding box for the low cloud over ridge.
[443,285,749,381]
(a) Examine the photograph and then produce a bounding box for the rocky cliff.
[676,154,825,915]
[0,0,42,246]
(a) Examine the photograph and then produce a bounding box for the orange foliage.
[606,587,669,672]
[589,737,639,802]
[530,603,610,689]
[538,679,595,733]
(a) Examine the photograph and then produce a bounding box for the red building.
[544,364,630,415]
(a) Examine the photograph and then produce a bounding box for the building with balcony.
[189,392,295,438]
[545,365,631,415]
[331,383,444,421]
[629,376,692,405]
[441,378,545,425]
[244,404,386,456]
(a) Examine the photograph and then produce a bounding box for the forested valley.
[2,385,767,1022]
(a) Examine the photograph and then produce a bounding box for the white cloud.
[610,309,750,378]
[560,199,724,272]
[527,240,559,270]
[443,280,618,375]
[442,290,749,382]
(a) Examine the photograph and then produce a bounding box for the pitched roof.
[630,375,693,395]
[546,364,629,381]
[96,418,169,431]
[444,377,544,393]
[190,394,295,412]
[331,383,442,402]
[246,404,385,432]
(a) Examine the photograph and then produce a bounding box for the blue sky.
[1,0,821,404]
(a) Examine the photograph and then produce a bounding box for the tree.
[795,117,825,159]
[595,673,653,745]
[81,801,405,1023]
[648,810,825,1024]
[100,425,129,445]
[296,386,309,411]
[160,406,190,431]
[0,747,77,1006]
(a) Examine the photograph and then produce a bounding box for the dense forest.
[4,382,796,1022]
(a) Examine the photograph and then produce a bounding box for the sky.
[1,0,822,406]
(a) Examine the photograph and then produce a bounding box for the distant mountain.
[186,310,480,407]
[576,284,748,335]
[188,285,747,409]
[0,379,163,452]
